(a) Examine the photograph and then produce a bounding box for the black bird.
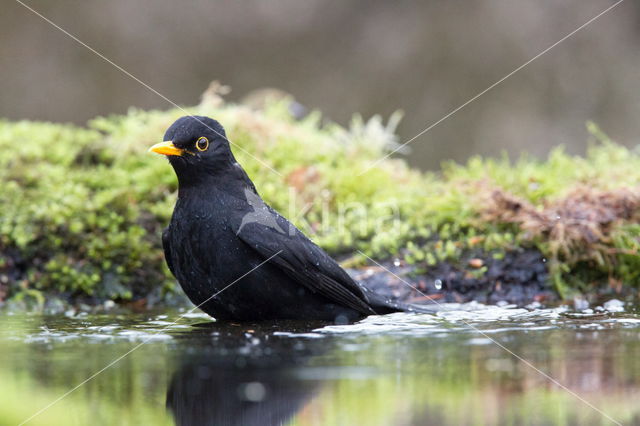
[151,116,432,322]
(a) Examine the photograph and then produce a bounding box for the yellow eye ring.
[196,137,209,152]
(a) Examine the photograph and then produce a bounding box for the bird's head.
[149,116,235,183]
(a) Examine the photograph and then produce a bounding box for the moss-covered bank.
[1,92,638,310]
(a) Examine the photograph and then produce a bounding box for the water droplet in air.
[434,279,443,290]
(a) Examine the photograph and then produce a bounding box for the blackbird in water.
[150,116,432,322]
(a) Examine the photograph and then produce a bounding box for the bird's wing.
[162,227,176,277]
[236,210,375,316]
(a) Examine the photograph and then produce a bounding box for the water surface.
[2,303,639,425]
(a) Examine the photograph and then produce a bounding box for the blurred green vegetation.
[1,97,639,307]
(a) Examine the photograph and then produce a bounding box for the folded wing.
[236,209,375,316]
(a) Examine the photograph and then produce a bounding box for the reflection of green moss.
[1,98,639,304]
[295,333,640,426]
[0,370,172,426]
[0,333,173,426]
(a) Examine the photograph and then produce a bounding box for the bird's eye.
[196,137,209,152]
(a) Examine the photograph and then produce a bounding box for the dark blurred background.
[1,0,638,169]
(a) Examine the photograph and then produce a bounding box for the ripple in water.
[314,301,639,337]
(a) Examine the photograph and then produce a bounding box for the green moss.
[1,100,638,305]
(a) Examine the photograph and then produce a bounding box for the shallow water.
[2,302,639,426]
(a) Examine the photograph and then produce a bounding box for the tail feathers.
[365,292,440,315]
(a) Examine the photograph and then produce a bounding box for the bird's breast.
[170,198,252,267]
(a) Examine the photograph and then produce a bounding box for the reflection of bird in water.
[167,363,320,426]
[166,322,325,426]
[236,188,287,236]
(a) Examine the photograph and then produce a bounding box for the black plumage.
[151,116,431,322]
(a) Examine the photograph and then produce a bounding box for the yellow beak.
[149,141,184,156]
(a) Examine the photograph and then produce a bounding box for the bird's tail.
[365,292,440,315]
